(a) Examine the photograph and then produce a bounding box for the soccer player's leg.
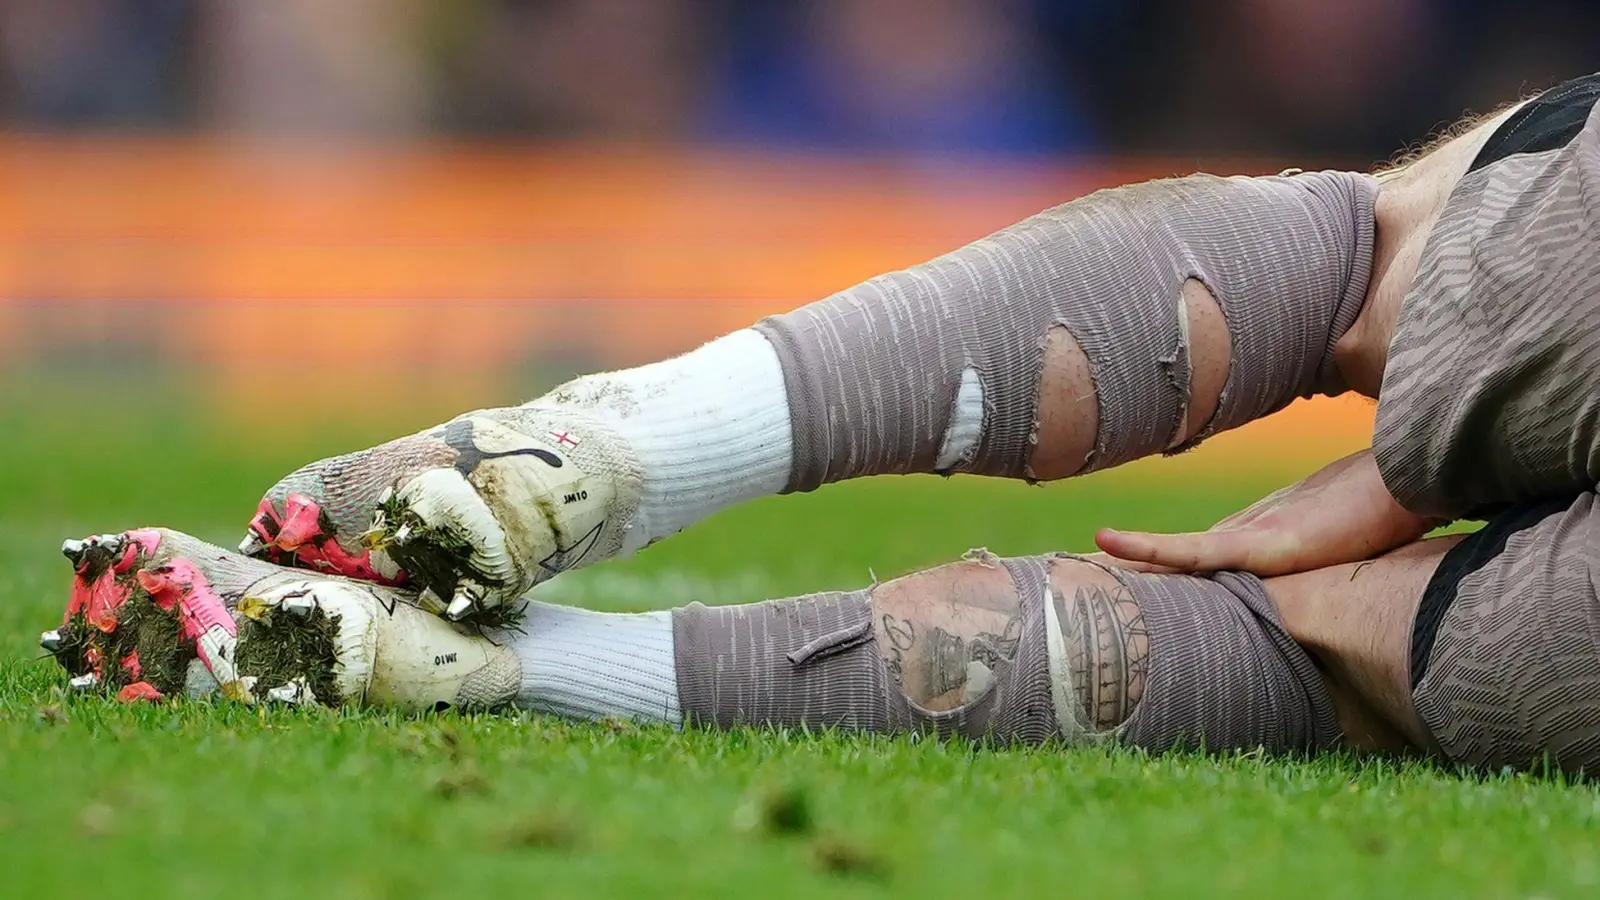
[240,167,1382,622]
[43,527,1335,756]
[62,507,1598,771]
[666,552,1341,751]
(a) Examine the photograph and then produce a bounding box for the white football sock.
[535,328,793,553]
[504,602,681,725]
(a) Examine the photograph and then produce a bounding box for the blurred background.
[0,8,1593,890]
[0,0,1593,513]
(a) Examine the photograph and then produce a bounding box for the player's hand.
[1093,449,1442,577]
[239,405,642,623]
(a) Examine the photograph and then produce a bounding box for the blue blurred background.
[3,0,1590,160]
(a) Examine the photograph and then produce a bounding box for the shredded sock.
[504,602,682,725]
[536,329,793,553]
[753,171,1378,490]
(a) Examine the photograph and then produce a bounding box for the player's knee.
[864,552,1334,749]
[869,552,1148,733]
[1109,567,1339,752]
[871,554,1025,711]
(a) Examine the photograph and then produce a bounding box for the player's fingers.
[1094,527,1255,573]
[1076,551,1183,575]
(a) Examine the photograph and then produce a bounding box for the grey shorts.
[1411,492,1600,771]
[1374,73,1600,519]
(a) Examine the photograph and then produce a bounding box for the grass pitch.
[3,383,1599,899]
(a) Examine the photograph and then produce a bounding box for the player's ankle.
[532,329,793,551]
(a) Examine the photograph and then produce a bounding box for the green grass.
[2,377,1597,899]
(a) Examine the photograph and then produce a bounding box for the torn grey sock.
[670,554,1339,754]
[754,171,1378,489]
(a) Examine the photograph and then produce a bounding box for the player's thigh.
[1269,535,1459,751]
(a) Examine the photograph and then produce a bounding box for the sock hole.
[1171,278,1231,448]
[1026,326,1098,480]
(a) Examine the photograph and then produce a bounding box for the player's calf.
[757,170,1378,490]
[673,552,1339,752]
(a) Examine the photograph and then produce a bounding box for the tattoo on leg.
[870,558,1148,728]
[927,627,969,696]
[970,617,1022,669]
[881,614,915,680]
[1058,582,1148,732]
[872,561,1022,711]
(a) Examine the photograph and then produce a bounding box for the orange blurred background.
[0,133,1375,469]
[20,0,1576,470]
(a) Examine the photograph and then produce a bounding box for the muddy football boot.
[43,529,523,709]
[239,407,643,624]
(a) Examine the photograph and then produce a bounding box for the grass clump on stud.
[95,591,192,696]
[365,490,526,631]
[234,606,343,705]
[49,612,95,678]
